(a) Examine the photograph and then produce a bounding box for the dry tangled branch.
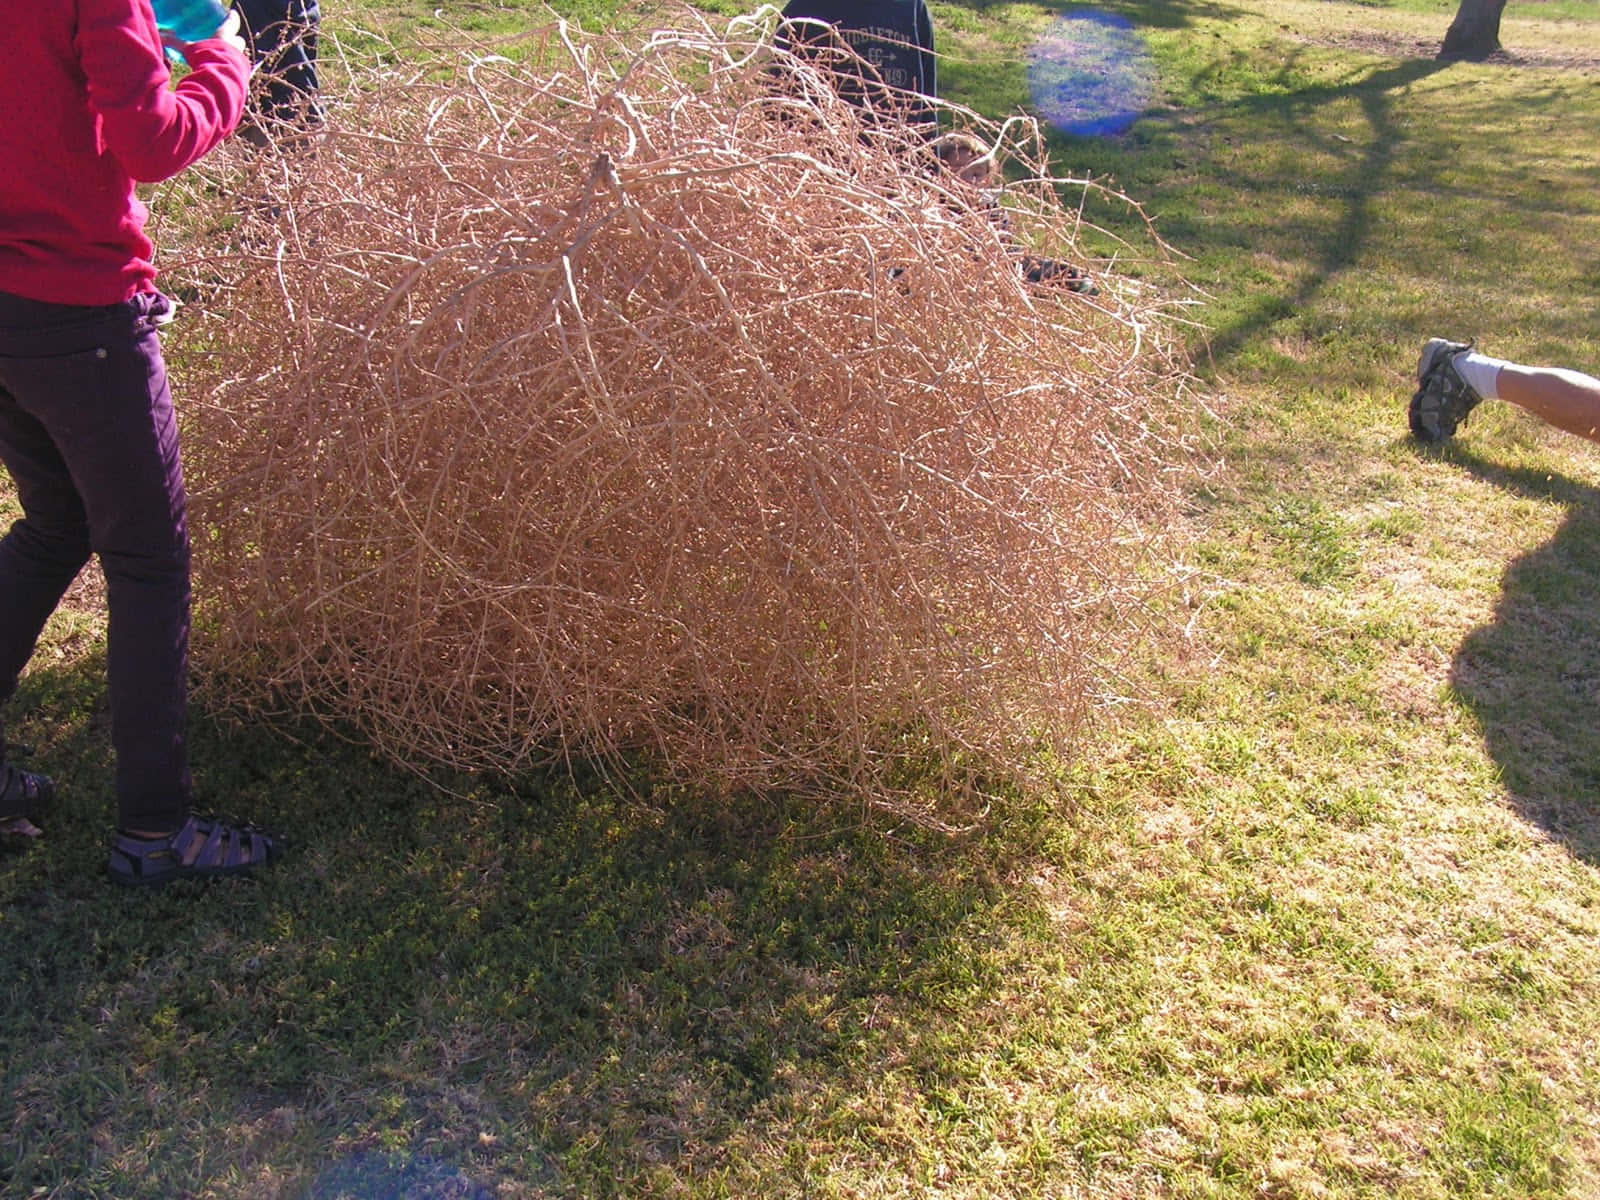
[156,5,1197,808]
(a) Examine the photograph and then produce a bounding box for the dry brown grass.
[155,6,1195,809]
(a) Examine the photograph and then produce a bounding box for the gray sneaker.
[1409,337,1481,443]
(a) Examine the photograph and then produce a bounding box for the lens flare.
[1027,12,1156,137]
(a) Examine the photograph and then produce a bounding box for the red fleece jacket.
[1,0,249,305]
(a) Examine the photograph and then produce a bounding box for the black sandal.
[0,760,54,838]
[106,814,284,886]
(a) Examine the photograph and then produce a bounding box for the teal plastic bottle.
[149,0,227,43]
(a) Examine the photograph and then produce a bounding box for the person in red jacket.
[0,0,283,884]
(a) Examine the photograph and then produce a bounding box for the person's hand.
[213,9,247,57]
[161,7,246,63]
[158,27,188,63]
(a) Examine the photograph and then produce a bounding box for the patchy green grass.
[5,1,1600,1197]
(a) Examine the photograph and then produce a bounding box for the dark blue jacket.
[779,0,936,122]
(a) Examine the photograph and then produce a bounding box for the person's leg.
[74,296,194,833]
[1411,337,1600,445]
[1492,362,1600,443]
[235,0,321,132]
[0,391,91,823]
[0,398,84,828]
[0,294,99,791]
[0,292,192,833]
[232,0,286,73]
[0,387,94,719]
[0,295,282,879]
[282,0,321,120]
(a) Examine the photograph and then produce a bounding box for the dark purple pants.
[0,289,192,831]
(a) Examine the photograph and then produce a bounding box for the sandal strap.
[107,814,283,886]
[0,762,54,823]
[174,816,273,871]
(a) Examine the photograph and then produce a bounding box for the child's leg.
[0,292,192,833]
[1494,362,1600,444]
[236,0,322,128]
[0,405,94,713]
[283,0,321,115]
[0,297,98,764]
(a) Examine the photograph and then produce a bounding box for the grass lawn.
[4,0,1600,1197]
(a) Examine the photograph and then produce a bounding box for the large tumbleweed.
[154,6,1197,810]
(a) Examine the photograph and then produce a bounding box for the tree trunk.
[1440,0,1508,60]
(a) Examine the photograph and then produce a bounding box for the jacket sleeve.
[76,0,250,183]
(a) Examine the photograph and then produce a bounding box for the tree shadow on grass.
[1139,53,1453,372]
[1437,444,1600,863]
[0,663,1054,1198]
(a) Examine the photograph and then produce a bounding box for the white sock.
[1453,350,1508,400]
